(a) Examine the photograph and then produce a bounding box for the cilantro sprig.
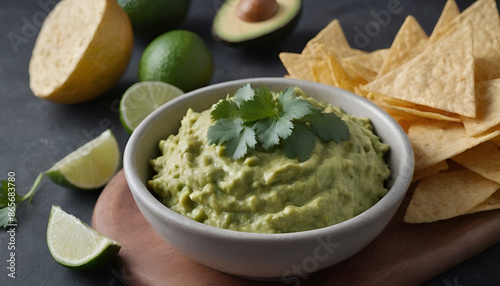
[207,84,350,161]
[0,173,43,228]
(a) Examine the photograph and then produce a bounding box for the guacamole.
[148,91,391,233]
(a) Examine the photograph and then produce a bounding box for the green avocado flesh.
[212,0,302,47]
[148,91,391,234]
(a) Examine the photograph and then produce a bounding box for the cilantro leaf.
[0,181,10,207]
[0,207,13,228]
[207,118,243,145]
[284,123,316,162]
[211,99,240,120]
[253,118,280,150]
[227,126,257,160]
[207,118,256,160]
[1,180,19,228]
[0,173,43,228]
[254,116,294,150]
[251,87,312,150]
[207,84,350,162]
[233,83,255,106]
[277,88,313,121]
[0,180,21,208]
[308,110,350,143]
[239,86,276,121]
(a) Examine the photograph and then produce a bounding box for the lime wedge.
[119,81,184,134]
[47,205,121,270]
[45,129,120,190]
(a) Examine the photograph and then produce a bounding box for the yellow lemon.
[29,0,133,104]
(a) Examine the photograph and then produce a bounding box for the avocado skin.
[212,2,302,49]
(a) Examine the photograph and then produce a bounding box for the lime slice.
[45,129,120,190]
[47,205,121,270]
[119,81,184,134]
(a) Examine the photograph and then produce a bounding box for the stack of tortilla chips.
[279,0,500,223]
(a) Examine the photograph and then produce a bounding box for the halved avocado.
[212,0,302,48]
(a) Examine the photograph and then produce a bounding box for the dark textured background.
[1,0,500,285]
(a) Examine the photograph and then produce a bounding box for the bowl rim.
[124,77,414,242]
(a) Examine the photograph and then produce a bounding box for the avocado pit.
[236,0,279,22]
[212,0,302,48]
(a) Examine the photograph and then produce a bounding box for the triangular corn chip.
[377,15,428,78]
[451,141,500,184]
[404,169,500,223]
[428,0,460,42]
[363,24,475,117]
[408,119,500,170]
[434,0,500,81]
[461,79,500,136]
[279,52,315,81]
[304,19,365,59]
[342,49,389,82]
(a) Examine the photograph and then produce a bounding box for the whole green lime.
[138,30,214,92]
[117,0,191,37]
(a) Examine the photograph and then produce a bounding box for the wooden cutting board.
[91,170,500,286]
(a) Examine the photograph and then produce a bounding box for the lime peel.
[47,205,121,270]
[45,129,121,190]
[138,30,214,92]
[119,81,184,134]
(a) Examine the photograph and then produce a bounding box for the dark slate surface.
[1,0,499,285]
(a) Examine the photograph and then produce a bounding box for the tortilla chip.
[279,52,315,81]
[304,19,366,60]
[304,43,355,91]
[412,160,449,182]
[466,190,500,214]
[461,79,500,136]
[346,49,388,73]
[341,64,369,85]
[342,49,389,82]
[380,95,462,119]
[404,169,500,223]
[377,16,428,78]
[434,0,500,81]
[310,60,335,86]
[451,141,500,184]
[324,54,355,92]
[352,85,373,99]
[378,101,461,123]
[407,119,500,170]
[370,90,462,122]
[428,0,461,43]
[279,0,500,224]
[363,23,476,118]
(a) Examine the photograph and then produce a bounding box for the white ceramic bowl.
[123,77,414,280]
